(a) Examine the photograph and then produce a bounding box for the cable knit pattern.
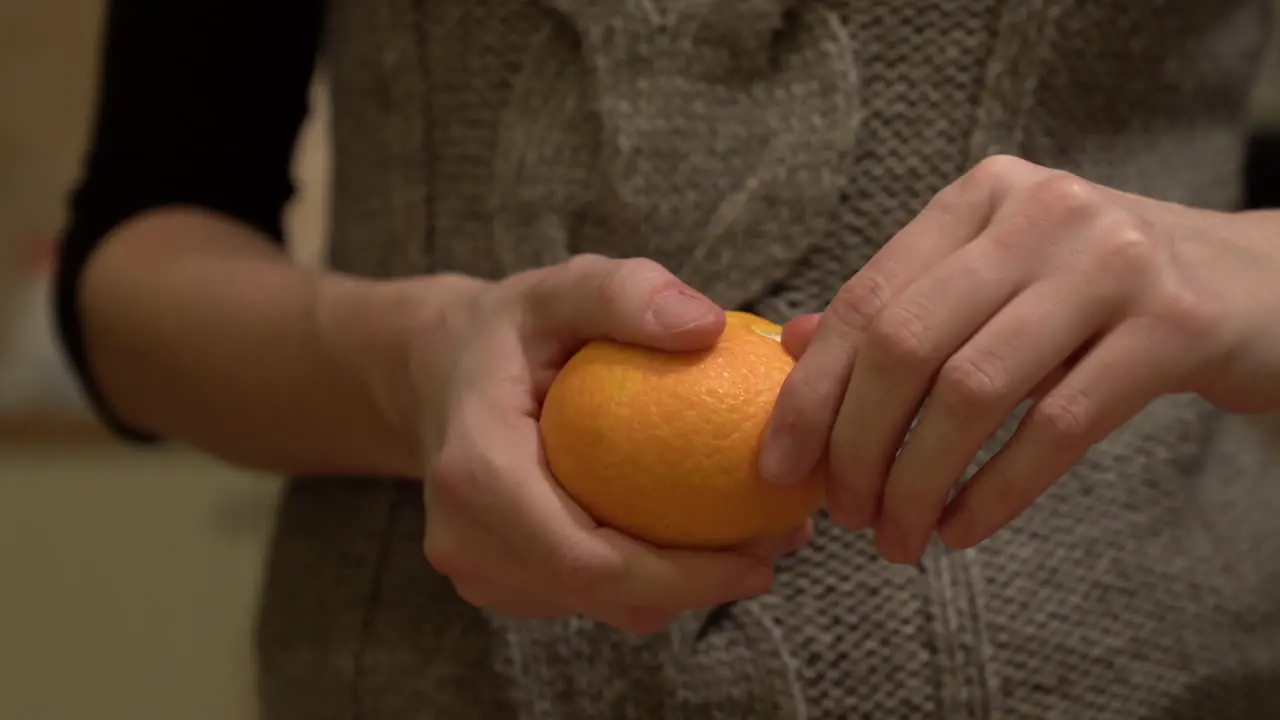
[255,1,1280,718]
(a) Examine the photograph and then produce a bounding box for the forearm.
[76,207,480,478]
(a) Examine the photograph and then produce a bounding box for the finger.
[825,168,1110,536]
[736,520,815,560]
[758,159,1024,487]
[431,404,617,592]
[521,254,725,357]
[937,324,1185,550]
[824,232,1029,531]
[424,507,529,584]
[780,313,821,357]
[874,272,1118,563]
[591,527,776,609]
[455,409,772,612]
[426,476,584,619]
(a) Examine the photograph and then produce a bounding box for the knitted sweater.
[256,0,1280,717]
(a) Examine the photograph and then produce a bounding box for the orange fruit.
[539,311,825,549]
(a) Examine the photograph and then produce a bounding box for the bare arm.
[76,207,482,477]
[55,0,482,476]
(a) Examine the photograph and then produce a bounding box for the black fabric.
[1245,132,1280,210]
[54,0,325,440]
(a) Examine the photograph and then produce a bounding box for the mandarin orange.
[539,311,825,549]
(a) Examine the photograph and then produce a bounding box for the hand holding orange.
[540,311,826,549]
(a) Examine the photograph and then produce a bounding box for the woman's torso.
[257,1,1280,718]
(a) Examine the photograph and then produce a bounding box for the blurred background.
[0,2,328,719]
[1,2,1280,719]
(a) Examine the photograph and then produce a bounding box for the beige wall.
[0,447,277,720]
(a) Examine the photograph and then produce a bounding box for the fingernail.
[650,287,715,332]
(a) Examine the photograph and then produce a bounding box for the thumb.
[522,254,725,353]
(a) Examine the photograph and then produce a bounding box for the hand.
[758,155,1280,565]
[406,255,810,634]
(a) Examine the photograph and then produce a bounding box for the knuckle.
[1029,390,1095,443]
[568,253,618,302]
[1093,219,1159,275]
[866,303,935,366]
[614,255,667,278]
[1151,283,1220,344]
[828,272,893,332]
[936,351,1009,409]
[510,263,565,313]
[595,256,668,311]
[967,154,1031,189]
[1025,172,1101,222]
[560,252,610,278]
[545,253,613,306]
[927,179,975,219]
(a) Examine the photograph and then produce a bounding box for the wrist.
[1191,209,1280,413]
[314,272,490,476]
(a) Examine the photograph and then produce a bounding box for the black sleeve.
[54,0,325,441]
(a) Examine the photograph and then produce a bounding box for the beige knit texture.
[257,1,1280,718]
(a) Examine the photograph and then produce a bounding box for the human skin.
[759,155,1280,566]
[77,209,804,633]
[78,155,1280,631]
